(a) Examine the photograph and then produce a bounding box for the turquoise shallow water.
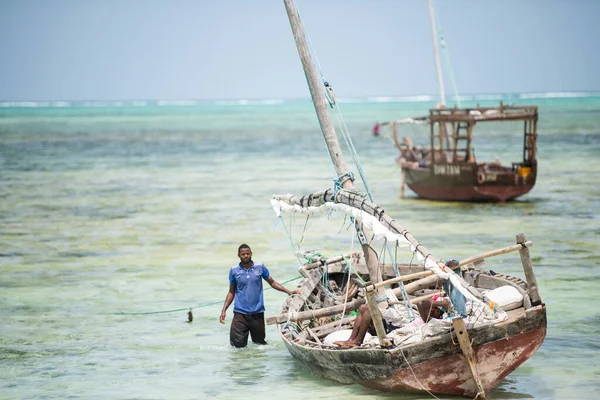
[1,95,599,399]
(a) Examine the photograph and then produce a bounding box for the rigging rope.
[333,107,375,201]
[275,214,305,266]
[295,0,374,200]
[335,259,354,332]
[292,12,414,316]
[279,5,488,325]
[385,242,416,320]
[112,275,303,316]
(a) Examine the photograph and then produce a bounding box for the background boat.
[381,0,540,202]
[267,1,546,397]
[388,103,539,202]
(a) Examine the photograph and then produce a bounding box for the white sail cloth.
[271,195,491,313]
[272,196,508,345]
[271,198,412,248]
[271,197,480,301]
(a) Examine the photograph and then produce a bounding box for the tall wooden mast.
[282,0,385,300]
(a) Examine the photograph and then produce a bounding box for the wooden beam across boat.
[458,240,533,267]
[268,272,444,325]
[267,297,365,325]
[364,240,533,293]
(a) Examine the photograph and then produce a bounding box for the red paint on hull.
[359,326,547,397]
[408,183,535,202]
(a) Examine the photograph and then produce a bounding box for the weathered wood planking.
[284,267,322,318]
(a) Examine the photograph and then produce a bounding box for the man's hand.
[289,289,300,296]
[219,312,226,324]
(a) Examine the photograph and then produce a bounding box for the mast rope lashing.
[306,252,325,264]
[333,172,355,204]
[333,171,355,196]
[373,205,385,221]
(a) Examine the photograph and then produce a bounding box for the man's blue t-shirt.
[229,262,270,315]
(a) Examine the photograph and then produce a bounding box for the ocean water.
[1,94,599,400]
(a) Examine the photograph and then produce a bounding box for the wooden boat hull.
[400,161,537,202]
[280,304,546,397]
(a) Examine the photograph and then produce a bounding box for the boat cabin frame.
[428,102,538,170]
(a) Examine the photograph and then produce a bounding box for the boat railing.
[429,103,538,123]
[512,161,534,173]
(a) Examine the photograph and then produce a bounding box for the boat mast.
[283,0,384,289]
[428,0,446,107]
[283,0,349,178]
[428,0,452,157]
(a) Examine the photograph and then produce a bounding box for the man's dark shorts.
[367,319,399,336]
[230,312,267,348]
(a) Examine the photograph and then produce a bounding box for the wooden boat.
[383,0,539,202]
[269,1,547,398]
[388,103,539,202]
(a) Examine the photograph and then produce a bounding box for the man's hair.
[238,243,251,253]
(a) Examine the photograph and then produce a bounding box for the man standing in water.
[219,244,298,348]
[372,121,380,137]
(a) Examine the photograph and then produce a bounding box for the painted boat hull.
[281,304,546,397]
[399,160,537,202]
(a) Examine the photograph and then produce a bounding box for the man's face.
[238,248,252,264]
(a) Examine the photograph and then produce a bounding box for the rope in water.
[112,275,303,316]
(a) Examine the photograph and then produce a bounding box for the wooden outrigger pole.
[282,0,389,345]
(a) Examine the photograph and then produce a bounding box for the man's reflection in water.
[223,346,267,386]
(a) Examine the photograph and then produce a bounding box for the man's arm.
[219,285,236,324]
[266,277,298,296]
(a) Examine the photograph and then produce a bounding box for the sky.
[1,0,599,102]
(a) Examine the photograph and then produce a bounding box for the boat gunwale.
[279,303,546,355]
[276,302,547,390]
